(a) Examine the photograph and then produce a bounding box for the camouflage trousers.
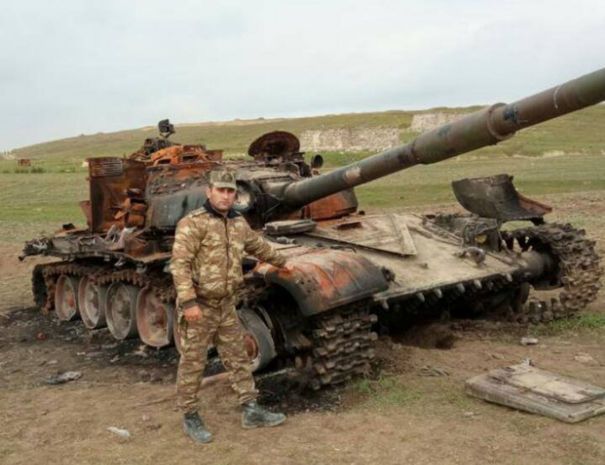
[176,297,258,412]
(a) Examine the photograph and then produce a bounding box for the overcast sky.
[1,0,604,151]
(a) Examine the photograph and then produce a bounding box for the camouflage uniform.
[171,194,286,412]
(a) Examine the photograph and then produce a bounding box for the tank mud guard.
[254,249,389,316]
[452,174,552,222]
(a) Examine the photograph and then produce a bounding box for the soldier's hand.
[183,305,203,322]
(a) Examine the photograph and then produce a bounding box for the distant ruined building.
[300,127,400,152]
[408,112,469,132]
[0,149,16,160]
[300,112,470,152]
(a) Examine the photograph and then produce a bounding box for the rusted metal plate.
[88,158,147,232]
[308,214,417,256]
[466,362,605,423]
[452,174,552,221]
[255,248,389,316]
[150,145,223,165]
[302,190,358,220]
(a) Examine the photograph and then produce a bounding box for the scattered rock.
[36,331,47,341]
[144,423,162,431]
[45,371,82,385]
[520,337,539,346]
[107,426,131,439]
[419,365,449,377]
[133,345,149,358]
[86,351,103,358]
[39,359,59,367]
[574,353,596,364]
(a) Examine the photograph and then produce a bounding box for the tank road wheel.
[135,287,174,348]
[238,308,277,372]
[77,277,107,329]
[105,282,139,340]
[54,275,80,321]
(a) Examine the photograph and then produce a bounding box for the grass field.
[3,104,605,166]
[1,151,604,245]
[1,105,603,244]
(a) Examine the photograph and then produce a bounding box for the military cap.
[208,169,237,189]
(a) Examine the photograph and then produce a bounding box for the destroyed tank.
[22,68,605,389]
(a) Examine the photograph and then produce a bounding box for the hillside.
[4,105,605,172]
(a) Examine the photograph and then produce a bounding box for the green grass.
[1,106,605,245]
[1,152,604,244]
[353,375,422,409]
[8,110,417,161]
[0,172,86,244]
[536,313,605,335]
[354,153,605,209]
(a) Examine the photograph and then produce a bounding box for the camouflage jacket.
[170,200,287,309]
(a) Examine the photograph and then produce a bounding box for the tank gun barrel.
[281,67,605,207]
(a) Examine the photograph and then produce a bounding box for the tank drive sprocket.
[503,223,602,323]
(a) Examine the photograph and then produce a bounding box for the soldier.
[171,169,289,444]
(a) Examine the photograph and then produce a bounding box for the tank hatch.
[248,131,301,161]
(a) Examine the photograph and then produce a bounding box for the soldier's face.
[206,186,237,213]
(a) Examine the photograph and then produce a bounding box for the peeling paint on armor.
[343,166,362,185]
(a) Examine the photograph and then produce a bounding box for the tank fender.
[253,249,389,316]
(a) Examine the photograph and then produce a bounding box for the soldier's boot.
[241,401,286,429]
[182,411,213,443]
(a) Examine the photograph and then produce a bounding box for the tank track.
[309,306,378,390]
[503,222,602,323]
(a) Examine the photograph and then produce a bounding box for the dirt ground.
[1,193,605,465]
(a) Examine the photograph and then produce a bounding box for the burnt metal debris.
[22,67,605,389]
[466,361,605,423]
